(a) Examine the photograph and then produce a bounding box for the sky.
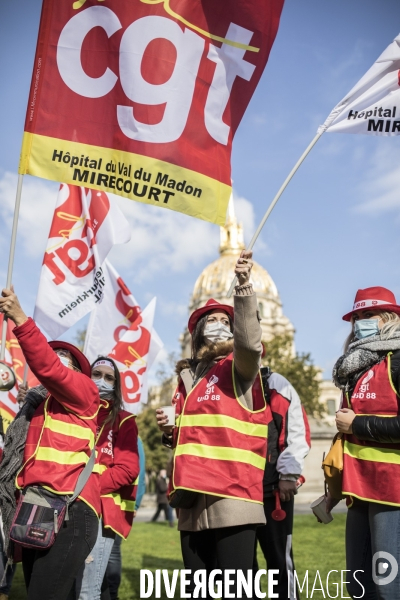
[1,0,400,383]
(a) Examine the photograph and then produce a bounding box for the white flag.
[34,185,131,339]
[84,259,163,368]
[319,34,400,135]
[109,298,159,414]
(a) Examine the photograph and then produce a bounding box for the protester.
[253,367,310,599]
[156,250,270,598]
[151,469,173,527]
[329,287,400,599]
[71,356,140,600]
[0,288,100,600]
[0,412,17,600]
[101,437,146,600]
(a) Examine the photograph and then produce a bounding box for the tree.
[136,353,178,474]
[262,334,323,417]
[74,327,87,352]
[136,405,172,474]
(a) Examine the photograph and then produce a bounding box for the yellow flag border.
[19,133,231,226]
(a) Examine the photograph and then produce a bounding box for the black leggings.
[180,525,257,599]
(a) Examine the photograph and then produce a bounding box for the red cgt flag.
[19,0,284,225]
[0,316,39,427]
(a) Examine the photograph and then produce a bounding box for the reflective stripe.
[119,414,136,429]
[175,443,266,470]
[102,492,136,512]
[44,414,95,447]
[179,414,268,438]
[387,353,399,396]
[344,441,400,465]
[93,464,107,474]
[36,447,90,465]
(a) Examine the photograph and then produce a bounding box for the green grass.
[10,514,347,599]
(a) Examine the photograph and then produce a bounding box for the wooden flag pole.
[0,174,24,360]
[227,132,323,297]
[22,362,29,387]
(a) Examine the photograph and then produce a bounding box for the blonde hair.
[344,311,400,352]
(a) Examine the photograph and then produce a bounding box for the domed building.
[180,199,295,357]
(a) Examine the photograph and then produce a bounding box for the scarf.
[332,332,400,390]
[0,385,47,551]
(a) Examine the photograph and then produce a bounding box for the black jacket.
[352,350,400,443]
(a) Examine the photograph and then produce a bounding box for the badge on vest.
[197,375,220,403]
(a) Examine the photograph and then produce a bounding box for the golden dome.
[181,198,294,356]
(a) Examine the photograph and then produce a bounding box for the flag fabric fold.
[109,297,159,414]
[34,184,131,339]
[319,33,400,136]
[0,316,39,426]
[84,260,163,412]
[19,0,285,225]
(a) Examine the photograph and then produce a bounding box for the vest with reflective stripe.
[172,353,270,504]
[343,353,400,506]
[95,411,138,539]
[17,396,100,514]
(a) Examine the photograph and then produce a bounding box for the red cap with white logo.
[342,286,400,321]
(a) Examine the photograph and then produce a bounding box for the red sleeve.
[100,416,140,495]
[302,406,311,448]
[13,318,99,418]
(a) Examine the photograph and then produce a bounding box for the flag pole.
[22,363,29,386]
[227,131,323,297]
[0,174,24,360]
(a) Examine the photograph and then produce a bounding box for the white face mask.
[93,377,115,399]
[204,321,233,343]
[59,356,72,369]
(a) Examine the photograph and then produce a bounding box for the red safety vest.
[94,411,139,539]
[17,395,100,515]
[172,353,270,504]
[343,353,400,506]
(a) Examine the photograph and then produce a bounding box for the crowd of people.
[0,253,399,599]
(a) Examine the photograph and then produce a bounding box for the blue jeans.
[76,520,115,600]
[346,499,400,600]
[102,535,122,600]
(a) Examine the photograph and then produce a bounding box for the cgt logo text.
[139,568,368,598]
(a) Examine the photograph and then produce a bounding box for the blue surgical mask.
[93,377,115,399]
[59,356,71,369]
[354,318,380,340]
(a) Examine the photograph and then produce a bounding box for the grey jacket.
[176,285,266,531]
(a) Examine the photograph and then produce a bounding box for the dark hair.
[191,311,233,359]
[91,356,123,426]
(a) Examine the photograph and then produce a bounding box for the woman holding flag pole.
[330,286,400,599]
[0,287,100,600]
[156,250,271,598]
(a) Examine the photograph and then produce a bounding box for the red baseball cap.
[342,286,400,321]
[188,299,234,334]
[49,340,91,377]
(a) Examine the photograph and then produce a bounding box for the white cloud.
[354,144,400,214]
[232,189,270,254]
[159,300,187,318]
[108,196,219,280]
[232,190,255,239]
[0,172,58,256]
[109,188,260,280]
